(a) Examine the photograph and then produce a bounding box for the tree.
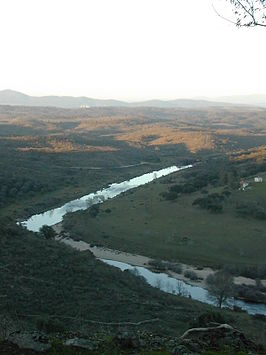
[39,225,56,240]
[206,270,234,308]
[215,0,266,27]
[89,204,100,217]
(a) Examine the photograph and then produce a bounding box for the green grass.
[63,170,266,268]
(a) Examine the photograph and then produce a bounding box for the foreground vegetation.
[0,220,265,353]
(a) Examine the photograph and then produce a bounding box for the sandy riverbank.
[53,224,266,289]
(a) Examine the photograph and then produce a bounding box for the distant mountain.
[0,90,240,109]
[0,90,125,108]
[129,99,233,108]
[198,95,266,108]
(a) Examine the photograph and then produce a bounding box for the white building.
[240,180,249,190]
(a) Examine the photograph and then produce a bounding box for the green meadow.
[63,169,266,269]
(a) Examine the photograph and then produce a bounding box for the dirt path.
[53,161,152,170]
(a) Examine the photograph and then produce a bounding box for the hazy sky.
[0,0,265,100]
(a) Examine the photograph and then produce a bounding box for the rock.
[0,340,39,354]
[178,324,260,353]
[8,331,51,352]
[64,337,98,351]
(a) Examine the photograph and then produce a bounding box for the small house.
[240,180,249,191]
[254,176,263,183]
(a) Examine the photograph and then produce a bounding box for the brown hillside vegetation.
[116,125,215,152]
[230,146,266,162]
[0,105,265,155]
[0,135,117,153]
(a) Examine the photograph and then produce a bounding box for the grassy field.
[63,168,266,268]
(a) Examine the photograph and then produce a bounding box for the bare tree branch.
[213,0,266,27]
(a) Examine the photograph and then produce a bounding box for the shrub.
[184,270,198,280]
[167,263,182,274]
[39,225,56,239]
[190,311,226,327]
[148,259,167,271]
[160,191,178,201]
[89,204,100,217]
[193,194,224,213]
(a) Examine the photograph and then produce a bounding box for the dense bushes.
[148,259,182,274]
[234,284,266,304]
[223,264,266,279]
[192,193,225,213]
[236,202,266,220]
[240,161,266,177]
[39,225,56,240]
[0,175,49,207]
[161,160,239,202]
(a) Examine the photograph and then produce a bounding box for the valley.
[0,104,266,353]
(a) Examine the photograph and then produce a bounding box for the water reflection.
[102,259,266,316]
[21,165,192,232]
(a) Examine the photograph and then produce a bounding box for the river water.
[21,165,192,231]
[20,163,266,315]
[103,259,266,316]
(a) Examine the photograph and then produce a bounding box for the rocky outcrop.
[64,337,99,351]
[7,331,51,352]
[172,324,261,354]
[4,325,262,354]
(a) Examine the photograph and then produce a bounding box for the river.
[102,259,266,316]
[55,235,266,316]
[21,165,192,231]
[20,164,266,316]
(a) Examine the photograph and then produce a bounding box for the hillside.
[0,220,265,353]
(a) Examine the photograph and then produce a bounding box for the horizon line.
[1,89,266,103]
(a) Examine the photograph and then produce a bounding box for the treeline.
[161,160,239,202]
[223,263,266,280]
[0,175,49,207]
[161,171,218,201]
[161,160,266,217]
[0,173,77,208]
[239,161,266,177]
[234,283,266,304]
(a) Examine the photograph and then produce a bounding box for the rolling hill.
[0,89,239,109]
